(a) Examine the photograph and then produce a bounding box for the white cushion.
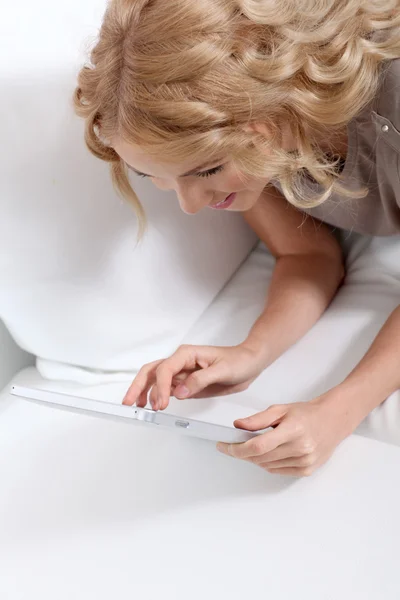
[0,320,33,391]
[0,0,256,383]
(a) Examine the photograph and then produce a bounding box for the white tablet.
[11,385,263,444]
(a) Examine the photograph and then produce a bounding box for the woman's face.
[114,137,269,214]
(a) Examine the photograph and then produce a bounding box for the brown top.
[277,59,400,236]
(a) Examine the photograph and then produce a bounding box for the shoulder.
[375,59,400,130]
[243,187,342,260]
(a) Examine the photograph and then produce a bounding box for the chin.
[227,205,250,212]
[229,195,260,212]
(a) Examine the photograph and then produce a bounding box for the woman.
[74,0,400,476]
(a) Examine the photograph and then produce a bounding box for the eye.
[196,165,224,178]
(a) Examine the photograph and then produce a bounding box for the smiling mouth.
[210,193,237,210]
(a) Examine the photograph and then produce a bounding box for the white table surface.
[1,386,400,600]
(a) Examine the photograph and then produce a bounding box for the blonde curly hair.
[74,0,400,232]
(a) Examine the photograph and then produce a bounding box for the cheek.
[234,171,268,193]
[220,167,266,193]
[220,171,247,191]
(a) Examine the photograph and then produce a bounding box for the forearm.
[331,304,400,428]
[242,253,344,367]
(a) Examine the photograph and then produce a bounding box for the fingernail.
[176,385,189,398]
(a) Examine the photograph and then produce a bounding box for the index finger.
[218,422,292,460]
[123,359,164,406]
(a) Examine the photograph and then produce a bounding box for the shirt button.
[382,124,389,132]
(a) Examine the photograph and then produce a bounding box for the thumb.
[234,404,288,431]
[174,362,228,399]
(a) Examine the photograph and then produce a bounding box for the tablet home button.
[175,420,190,429]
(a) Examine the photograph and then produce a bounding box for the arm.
[218,308,400,477]
[332,304,400,426]
[241,186,344,367]
[123,187,344,410]
[217,248,400,476]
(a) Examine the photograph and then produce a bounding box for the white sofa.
[3,240,400,600]
[3,0,400,443]
[3,1,400,598]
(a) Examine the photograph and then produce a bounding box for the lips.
[210,193,236,210]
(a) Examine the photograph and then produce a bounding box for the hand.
[217,389,358,477]
[123,343,266,410]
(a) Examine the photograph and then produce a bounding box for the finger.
[172,371,192,384]
[151,371,194,409]
[174,362,230,399]
[266,467,313,478]
[149,384,171,411]
[217,422,292,460]
[260,455,314,470]
[159,383,172,411]
[149,384,158,410]
[234,404,288,432]
[136,387,150,408]
[248,442,300,465]
[154,348,201,409]
[123,360,164,406]
[187,381,250,399]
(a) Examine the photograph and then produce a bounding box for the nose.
[175,181,212,215]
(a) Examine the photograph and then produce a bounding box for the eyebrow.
[127,159,223,178]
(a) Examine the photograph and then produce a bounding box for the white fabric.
[4,234,400,446]
[3,235,400,599]
[0,320,33,391]
[0,0,257,383]
[1,378,400,600]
